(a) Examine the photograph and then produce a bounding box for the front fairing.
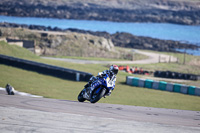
[104,76,115,89]
[93,74,115,94]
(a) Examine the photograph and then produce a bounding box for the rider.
[84,65,119,96]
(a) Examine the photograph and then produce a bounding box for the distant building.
[6,38,35,53]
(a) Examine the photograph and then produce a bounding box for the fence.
[126,76,200,96]
[0,54,93,82]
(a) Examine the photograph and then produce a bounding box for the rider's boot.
[104,90,112,98]
[107,90,112,96]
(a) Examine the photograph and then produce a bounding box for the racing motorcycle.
[77,74,115,103]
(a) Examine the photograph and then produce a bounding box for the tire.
[78,89,86,102]
[154,71,158,77]
[90,88,106,103]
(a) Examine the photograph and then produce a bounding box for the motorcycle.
[77,74,115,103]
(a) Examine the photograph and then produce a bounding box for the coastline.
[0,0,200,25]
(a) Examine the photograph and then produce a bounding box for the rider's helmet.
[109,65,119,75]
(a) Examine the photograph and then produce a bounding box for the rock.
[97,37,114,51]
[50,35,64,48]
[0,0,200,25]
[110,32,199,52]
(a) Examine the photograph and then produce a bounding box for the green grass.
[0,41,200,111]
[0,64,85,99]
[1,64,200,111]
[0,41,39,60]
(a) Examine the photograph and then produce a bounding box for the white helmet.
[109,65,119,75]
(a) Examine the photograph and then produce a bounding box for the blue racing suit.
[89,70,117,94]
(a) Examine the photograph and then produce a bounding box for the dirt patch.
[188,58,200,66]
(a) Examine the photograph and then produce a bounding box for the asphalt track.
[0,90,200,133]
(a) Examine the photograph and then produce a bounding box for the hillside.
[1,22,199,53]
[0,27,135,60]
[0,40,38,59]
[0,0,200,25]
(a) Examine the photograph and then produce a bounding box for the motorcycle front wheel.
[78,89,86,102]
[90,88,106,103]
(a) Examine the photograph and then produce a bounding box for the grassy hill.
[0,41,200,111]
[0,41,39,59]
[0,27,141,60]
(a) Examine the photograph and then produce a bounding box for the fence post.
[169,56,171,63]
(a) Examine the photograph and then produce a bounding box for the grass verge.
[1,64,200,111]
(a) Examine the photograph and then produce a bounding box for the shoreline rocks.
[0,0,200,25]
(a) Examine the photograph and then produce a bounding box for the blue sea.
[0,15,200,55]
